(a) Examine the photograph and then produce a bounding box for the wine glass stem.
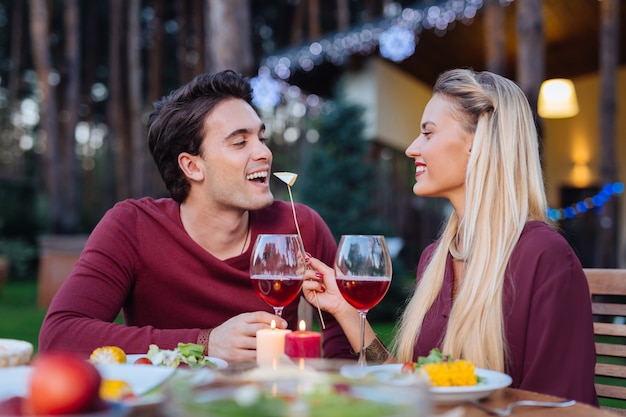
[274,307,284,318]
[358,311,367,367]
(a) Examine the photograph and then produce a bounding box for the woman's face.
[405,94,473,215]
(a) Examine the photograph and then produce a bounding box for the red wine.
[251,275,303,307]
[336,276,391,311]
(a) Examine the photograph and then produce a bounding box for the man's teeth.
[247,171,268,180]
[415,166,426,173]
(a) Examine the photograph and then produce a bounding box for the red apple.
[24,352,104,416]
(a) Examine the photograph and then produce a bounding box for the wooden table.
[436,388,620,416]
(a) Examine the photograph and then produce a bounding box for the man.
[38,70,352,362]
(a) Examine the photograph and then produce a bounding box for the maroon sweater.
[39,198,353,359]
[414,221,598,405]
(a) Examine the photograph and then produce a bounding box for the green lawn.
[0,280,47,352]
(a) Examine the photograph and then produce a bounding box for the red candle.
[284,320,321,359]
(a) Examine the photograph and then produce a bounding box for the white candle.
[256,320,292,367]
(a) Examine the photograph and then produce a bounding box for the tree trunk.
[29,0,62,233]
[191,0,205,78]
[127,0,145,197]
[147,0,165,196]
[8,0,23,114]
[596,0,620,267]
[515,0,544,158]
[308,0,321,40]
[483,0,505,75]
[290,0,305,45]
[176,0,190,83]
[108,0,126,202]
[337,0,349,31]
[61,0,80,233]
[206,0,253,75]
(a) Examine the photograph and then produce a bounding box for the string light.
[251,0,486,109]
[547,182,624,221]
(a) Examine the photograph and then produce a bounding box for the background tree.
[300,94,382,239]
[597,0,620,267]
[29,0,62,234]
[206,0,253,74]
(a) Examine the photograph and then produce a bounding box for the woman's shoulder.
[518,221,573,251]
[512,220,583,277]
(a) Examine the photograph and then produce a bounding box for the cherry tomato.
[401,362,416,374]
[133,357,153,365]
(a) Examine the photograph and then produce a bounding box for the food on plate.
[90,346,127,365]
[99,379,135,402]
[169,375,429,417]
[23,351,106,415]
[133,357,153,365]
[0,339,33,367]
[401,348,478,387]
[146,343,217,368]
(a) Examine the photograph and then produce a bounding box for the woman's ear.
[178,152,204,181]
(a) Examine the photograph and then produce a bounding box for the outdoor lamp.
[538,78,579,119]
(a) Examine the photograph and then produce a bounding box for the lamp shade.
[538,78,579,118]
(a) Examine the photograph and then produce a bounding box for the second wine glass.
[250,234,306,318]
[335,235,392,366]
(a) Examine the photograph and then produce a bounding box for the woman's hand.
[303,255,387,359]
[302,256,354,318]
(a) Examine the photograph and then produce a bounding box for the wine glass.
[250,234,306,318]
[335,235,392,366]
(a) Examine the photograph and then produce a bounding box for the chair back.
[584,268,626,413]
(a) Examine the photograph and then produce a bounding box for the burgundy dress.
[413,221,598,405]
[39,198,352,360]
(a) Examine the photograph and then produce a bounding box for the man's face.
[193,98,274,212]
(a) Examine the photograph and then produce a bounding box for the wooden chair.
[584,268,626,414]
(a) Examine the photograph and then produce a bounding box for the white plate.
[125,354,227,370]
[340,364,512,404]
[95,364,175,396]
[0,364,174,405]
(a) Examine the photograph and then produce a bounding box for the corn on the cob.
[99,379,134,401]
[89,346,127,365]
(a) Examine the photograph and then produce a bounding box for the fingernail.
[320,286,326,293]
[315,272,323,278]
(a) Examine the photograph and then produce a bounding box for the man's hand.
[207,312,287,362]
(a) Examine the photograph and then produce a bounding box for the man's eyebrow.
[224,123,266,140]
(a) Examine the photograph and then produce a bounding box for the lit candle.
[284,320,321,359]
[256,320,292,367]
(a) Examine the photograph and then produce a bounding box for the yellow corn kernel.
[100,379,134,401]
[422,360,477,386]
[90,346,127,365]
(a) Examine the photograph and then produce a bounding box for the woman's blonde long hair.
[392,69,548,372]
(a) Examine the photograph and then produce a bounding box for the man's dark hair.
[147,70,254,202]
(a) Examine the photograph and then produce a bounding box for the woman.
[303,68,598,405]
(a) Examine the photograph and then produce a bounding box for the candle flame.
[270,319,276,330]
[298,320,306,332]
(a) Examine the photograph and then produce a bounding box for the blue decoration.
[250,72,282,110]
[547,182,624,221]
[379,26,416,62]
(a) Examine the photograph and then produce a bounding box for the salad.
[147,342,217,368]
[401,348,481,387]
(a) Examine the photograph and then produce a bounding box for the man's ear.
[178,152,204,181]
